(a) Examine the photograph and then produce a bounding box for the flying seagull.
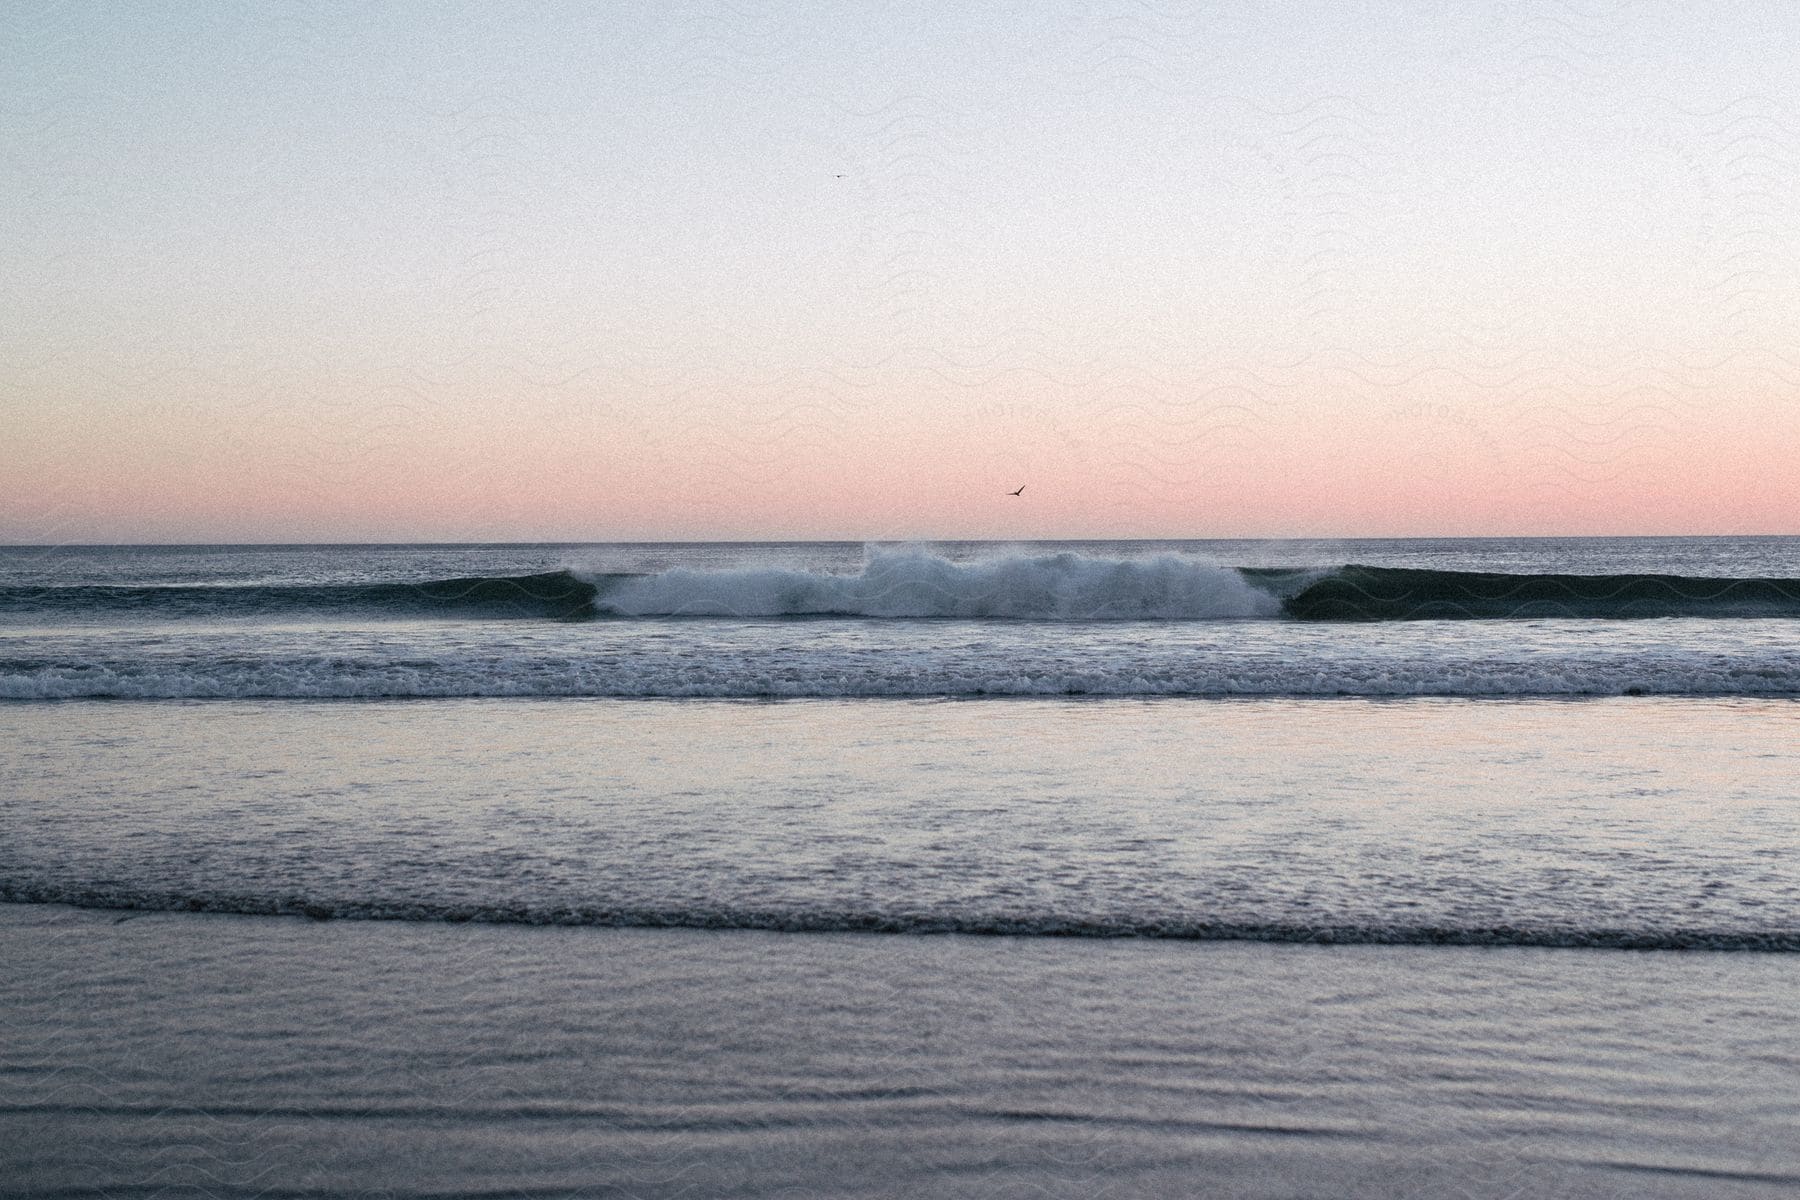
[1007,485,1025,496]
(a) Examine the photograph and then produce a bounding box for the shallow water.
[3,696,1798,947]
[4,909,1797,1199]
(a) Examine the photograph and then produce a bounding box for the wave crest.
[1285,566,1800,620]
[588,547,1280,620]
[8,555,1800,624]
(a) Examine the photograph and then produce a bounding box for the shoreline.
[7,896,1799,951]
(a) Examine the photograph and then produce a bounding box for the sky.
[3,1,1798,542]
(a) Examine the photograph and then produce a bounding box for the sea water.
[3,538,1798,1196]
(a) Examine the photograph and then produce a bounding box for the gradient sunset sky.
[4,3,1798,543]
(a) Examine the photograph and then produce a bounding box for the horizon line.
[4,532,1798,550]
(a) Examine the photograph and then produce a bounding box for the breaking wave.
[590,547,1280,619]
[6,550,1800,623]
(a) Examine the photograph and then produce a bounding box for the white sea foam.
[587,546,1283,620]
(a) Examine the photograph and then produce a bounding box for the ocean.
[3,538,1799,1197]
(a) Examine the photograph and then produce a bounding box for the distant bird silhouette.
[1007,485,1025,496]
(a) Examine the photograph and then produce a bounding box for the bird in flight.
[1007,484,1025,496]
